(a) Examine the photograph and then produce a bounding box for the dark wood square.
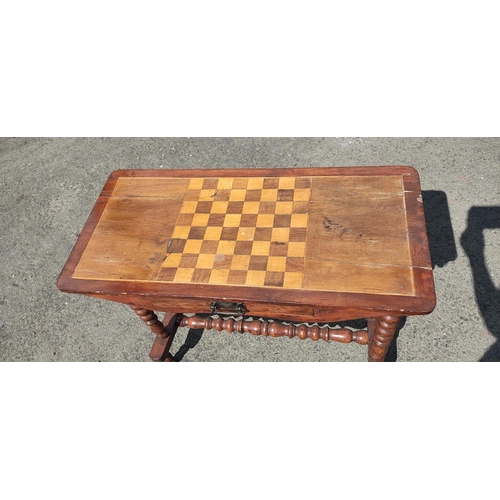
[195,201,213,214]
[157,267,177,281]
[208,213,225,226]
[226,201,244,214]
[254,228,273,241]
[188,227,206,239]
[293,202,309,214]
[259,202,276,214]
[240,214,258,226]
[278,189,294,201]
[232,178,248,189]
[295,177,311,189]
[227,269,248,285]
[167,238,186,253]
[214,255,233,270]
[245,190,261,202]
[214,189,230,201]
[286,257,304,273]
[248,255,268,271]
[200,240,219,253]
[264,272,285,287]
[263,178,279,189]
[274,214,292,227]
[179,254,199,268]
[191,268,211,283]
[234,241,253,255]
[270,242,288,256]
[202,178,218,189]
[221,227,239,241]
[289,227,307,241]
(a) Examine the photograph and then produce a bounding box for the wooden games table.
[56,166,436,361]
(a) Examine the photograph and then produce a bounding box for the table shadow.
[173,314,207,361]
[460,206,500,361]
[422,190,458,269]
[385,190,458,361]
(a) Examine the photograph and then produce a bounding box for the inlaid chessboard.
[157,176,311,288]
[69,169,426,297]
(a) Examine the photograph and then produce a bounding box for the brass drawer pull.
[210,301,247,315]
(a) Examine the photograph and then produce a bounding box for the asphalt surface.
[1,137,498,362]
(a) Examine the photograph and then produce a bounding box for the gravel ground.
[1,137,498,362]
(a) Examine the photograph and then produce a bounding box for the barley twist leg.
[130,306,181,362]
[368,315,401,362]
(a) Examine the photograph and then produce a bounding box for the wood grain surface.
[72,174,414,295]
[57,167,436,321]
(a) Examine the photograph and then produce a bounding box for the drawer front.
[90,293,381,324]
[111,295,316,322]
[158,297,314,321]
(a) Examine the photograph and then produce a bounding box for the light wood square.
[279,177,296,189]
[290,214,309,227]
[224,214,242,227]
[267,256,287,272]
[247,178,264,190]
[217,240,236,255]
[172,226,191,238]
[283,272,303,289]
[180,201,198,213]
[231,254,251,270]
[229,189,247,201]
[174,268,194,282]
[211,201,229,213]
[192,213,210,226]
[261,189,278,201]
[196,254,216,268]
[199,189,216,200]
[163,253,182,268]
[275,202,293,214]
[217,178,233,189]
[237,227,256,241]
[288,242,306,257]
[271,227,290,242]
[242,202,260,214]
[256,214,274,227]
[188,178,204,190]
[293,189,311,201]
[204,227,223,240]
[209,269,230,284]
[183,240,203,254]
[246,270,266,286]
[252,241,271,256]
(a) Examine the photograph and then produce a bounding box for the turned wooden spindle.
[130,306,182,361]
[368,315,401,362]
[179,315,368,345]
[131,306,168,338]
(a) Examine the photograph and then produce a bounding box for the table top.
[57,167,436,315]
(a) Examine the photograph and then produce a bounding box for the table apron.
[83,292,406,323]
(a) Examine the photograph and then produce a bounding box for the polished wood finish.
[57,166,436,361]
